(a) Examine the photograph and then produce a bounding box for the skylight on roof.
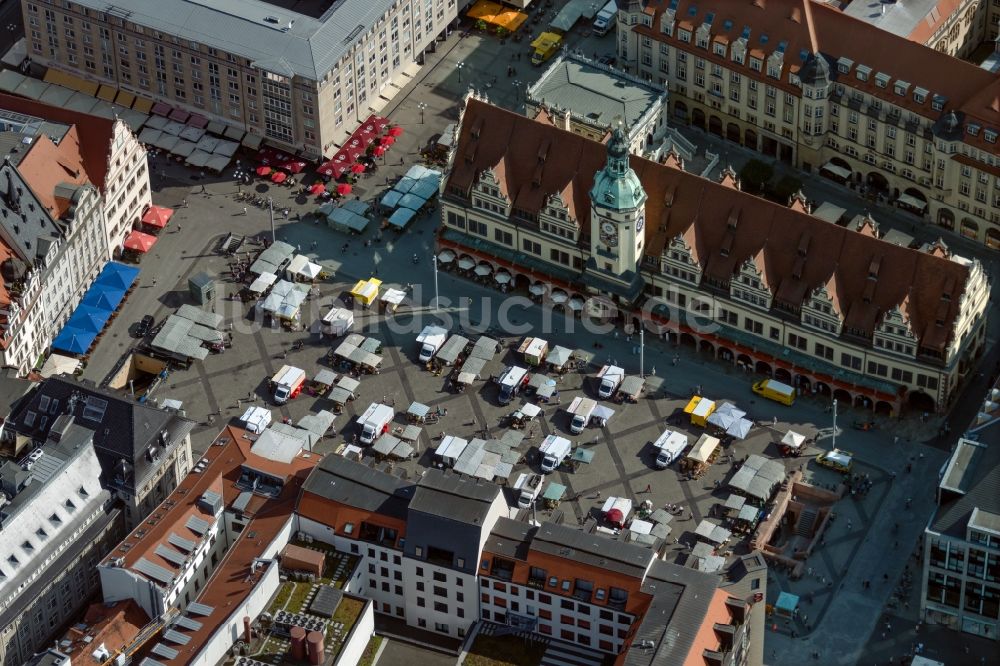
[741,25,751,39]
[82,396,108,422]
[799,49,809,61]
[704,12,714,24]
[760,34,769,44]
[723,19,733,30]
[688,5,697,16]
[777,40,788,53]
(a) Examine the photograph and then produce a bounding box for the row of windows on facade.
[925,572,1000,619]
[483,575,632,620]
[480,607,620,651]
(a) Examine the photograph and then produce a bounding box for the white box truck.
[239,405,272,434]
[497,366,530,405]
[513,472,544,508]
[596,365,625,399]
[592,0,617,36]
[357,403,395,445]
[652,428,688,468]
[539,434,572,473]
[271,365,306,404]
[416,325,449,363]
[566,397,597,435]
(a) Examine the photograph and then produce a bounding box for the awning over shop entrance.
[896,193,927,211]
[820,162,852,180]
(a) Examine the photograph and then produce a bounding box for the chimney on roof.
[800,0,819,54]
[563,109,571,132]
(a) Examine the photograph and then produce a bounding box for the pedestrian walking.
[644,484,651,493]
[242,206,248,215]
[772,416,778,426]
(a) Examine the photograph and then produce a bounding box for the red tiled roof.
[635,0,999,152]
[448,98,972,353]
[60,600,150,660]
[0,92,116,191]
[17,125,90,219]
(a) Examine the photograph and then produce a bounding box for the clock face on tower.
[600,221,619,247]
[636,213,645,233]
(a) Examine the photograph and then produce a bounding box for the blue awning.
[380,190,403,209]
[387,207,416,229]
[82,286,126,311]
[95,261,140,291]
[67,305,111,333]
[52,326,97,354]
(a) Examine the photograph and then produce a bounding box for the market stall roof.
[399,425,422,442]
[727,417,754,440]
[542,483,566,501]
[528,373,552,390]
[249,241,295,275]
[38,352,82,378]
[775,591,799,614]
[723,494,747,511]
[469,336,499,361]
[436,435,469,463]
[619,375,645,396]
[686,434,721,464]
[313,369,338,386]
[546,345,573,368]
[52,326,96,355]
[248,272,278,293]
[571,448,594,464]
[519,403,542,419]
[350,278,382,304]
[380,189,403,209]
[738,505,760,523]
[287,254,322,280]
[728,454,785,502]
[381,288,406,307]
[781,431,806,450]
[397,192,427,211]
[407,402,430,419]
[694,519,732,544]
[387,207,416,229]
[327,206,369,232]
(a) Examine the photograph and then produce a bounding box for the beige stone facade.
[617,0,1000,248]
[23,0,459,159]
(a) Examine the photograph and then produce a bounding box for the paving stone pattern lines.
[252,328,291,420]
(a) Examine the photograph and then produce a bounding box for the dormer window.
[837,57,853,74]
[968,125,981,137]
[894,81,909,96]
[713,42,725,56]
[856,65,871,82]
[678,30,690,43]
[985,130,997,144]
[931,95,946,112]
[874,72,890,88]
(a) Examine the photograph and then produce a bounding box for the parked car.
[135,314,155,338]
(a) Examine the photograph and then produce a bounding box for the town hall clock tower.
[586,124,648,302]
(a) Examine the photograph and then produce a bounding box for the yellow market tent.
[350,278,383,307]
[467,0,528,31]
[684,396,717,427]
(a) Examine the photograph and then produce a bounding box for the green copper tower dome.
[589,124,646,212]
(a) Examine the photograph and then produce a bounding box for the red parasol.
[283,161,305,174]
[309,183,326,195]
[123,230,157,253]
[350,163,366,174]
[141,205,174,229]
[337,183,352,196]
[380,135,395,147]
[606,508,624,525]
[271,171,287,183]
[373,145,386,157]
[256,165,271,176]
[388,126,403,137]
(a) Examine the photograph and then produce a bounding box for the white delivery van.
[513,473,544,508]
[539,435,572,473]
[592,0,617,36]
[357,403,395,445]
[596,365,625,399]
[566,397,597,435]
[416,325,449,363]
[652,428,688,468]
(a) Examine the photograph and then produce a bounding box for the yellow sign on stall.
[350,278,383,307]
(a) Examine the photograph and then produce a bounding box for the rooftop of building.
[408,468,501,526]
[56,600,151,662]
[0,161,71,263]
[63,0,404,81]
[840,0,962,43]
[0,93,121,192]
[624,556,756,666]
[299,453,415,520]
[105,425,318,665]
[530,521,657,578]
[7,376,196,495]
[449,96,977,354]
[526,52,665,131]
[639,0,999,146]
[0,107,71,167]
[930,380,1000,539]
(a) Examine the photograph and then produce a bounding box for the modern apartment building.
[22,0,460,159]
[438,96,991,415]
[0,424,124,666]
[617,0,1000,248]
[921,431,1000,640]
[298,454,767,664]
[838,0,988,59]
[3,376,194,528]
[0,93,152,257]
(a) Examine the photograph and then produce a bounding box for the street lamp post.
[418,102,427,124]
[832,399,838,449]
[512,79,522,102]
[268,196,276,244]
[457,61,465,83]
[432,254,439,310]
[639,327,645,378]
